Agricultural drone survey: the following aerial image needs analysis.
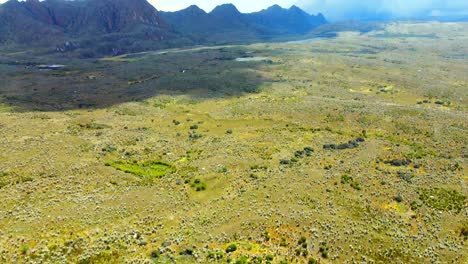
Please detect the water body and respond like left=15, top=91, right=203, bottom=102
left=235, top=57, right=269, bottom=62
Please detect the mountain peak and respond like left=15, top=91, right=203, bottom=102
left=210, top=3, right=241, bottom=15
left=184, top=5, right=206, bottom=13
left=289, top=5, right=306, bottom=13
left=267, top=4, right=283, bottom=11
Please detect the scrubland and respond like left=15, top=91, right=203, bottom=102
left=0, top=22, right=466, bottom=263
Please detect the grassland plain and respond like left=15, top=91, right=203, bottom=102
left=0, top=22, right=466, bottom=263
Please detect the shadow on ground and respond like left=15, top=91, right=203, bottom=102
left=0, top=47, right=271, bottom=111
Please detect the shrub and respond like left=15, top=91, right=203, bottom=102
left=20, top=245, right=29, bottom=255
left=295, top=150, right=304, bottom=158
left=105, top=160, right=174, bottom=179
left=350, top=181, right=362, bottom=191
left=179, top=249, right=194, bottom=256
left=207, top=251, right=224, bottom=260
left=226, top=244, right=237, bottom=253
left=394, top=194, right=403, bottom=203
left=410, top=201, right=420, bottom=211
left=279, top=238, right=288, bottom=247
left=236, top=256, right=249, bottom=264
left=341, top=174, right=352, bottom=184
left=319, top=243, right=329, bottom=259
left=419, top=188, right=466, bottom=213
left=150, top=250, right=161, bottom=258
left=102, top=145, right=117, bottom=153
left=298, top=236, right=307, bottom=245
left=189, top=132, right=203, bottom=139
left=461, top=225, right=468, bottom=239
left=397, top=171, right=414, bottom=183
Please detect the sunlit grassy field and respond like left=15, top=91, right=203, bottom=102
left=0, top=22, right=466, bottom=263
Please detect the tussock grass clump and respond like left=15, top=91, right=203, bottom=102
left=105, top=160, right=174, bottom=179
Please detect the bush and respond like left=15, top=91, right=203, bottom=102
left=190, top=179, right=207, bottom=191
left=350, top=181, right=362, bottom=191
left=394, top=194, right=403, bottom=203
left=298, top=236, right=307, bottom=245
left=179, top=249, right=194, bottom=256
left=150, top=250, right=161, bottom=258
left=236, top=256, right=249, bottom=264
left=207, top=251, right=224, bottom=260
left=319, top=243, right=329, bottom=258
left=341, top=174, right=352, bottom=184
left=461, top=225, right=468, bottom=239
left=279, top=238, right=288, bottom=247
left=226, top=244, right=237, bottom=253
left=189, top=131, right=203, bottom=139
left=419, top=188, right=466, bottom=213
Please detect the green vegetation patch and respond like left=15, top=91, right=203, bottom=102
left=419, top=188, right=466, bottom=213
left=78, top=122, right=111, bottom=130
left=105, top=160, right=174, bottom=179
left=189, top=179, right=207, bottom=191
left=341, top=174, right=362, bottom=190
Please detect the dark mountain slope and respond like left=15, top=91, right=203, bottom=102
left=73, top=0, right=166, bottom=35
left=248, top=5, right=327, bottom=34
left=161, top=4, right=328, bottom=44
left=0, top=1, right=328, bottom=57
left=0, top=0, right=66, bottom=45
left=0, top=0, right=169, bottom=40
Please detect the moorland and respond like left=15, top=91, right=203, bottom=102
left=0, top=14, right=467, bottom=264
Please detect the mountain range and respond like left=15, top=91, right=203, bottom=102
left=160, top=4, right=326, bottom=44
left=0, top=0, right=327, bottom=57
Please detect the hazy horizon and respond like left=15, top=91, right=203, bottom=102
left=1, top=0, right=467, bottom=21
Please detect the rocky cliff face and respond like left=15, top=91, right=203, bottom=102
left=76, top=0, right=165, bottom=34
left=0, top=0, right=167, bottom=43
left=161, top=4, right=328, bottom=42
left=0, top=1, right=328, bottom=57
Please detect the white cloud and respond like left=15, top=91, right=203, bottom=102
left=297, top=0, right=468, bottom=20
left=1, top=0, right=467, bottom=21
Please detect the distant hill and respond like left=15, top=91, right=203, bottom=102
left=0, top=0, right=327, bottom=57
left=161, top=4, right=327, bottom=44
left=248, top=5, right=327, bottom=34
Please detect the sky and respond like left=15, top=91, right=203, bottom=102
left=152, top=0, right=468, bottom=21
left=151, top=0, right=297, bottom=13
left=298, top=0, right=468, bottom=21
left=1, top=0, right=467, bottom=21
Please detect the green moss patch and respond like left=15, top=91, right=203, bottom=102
left=105, top=160, right=175, bottom=179
left=419, top=188, right=466, bottom=213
